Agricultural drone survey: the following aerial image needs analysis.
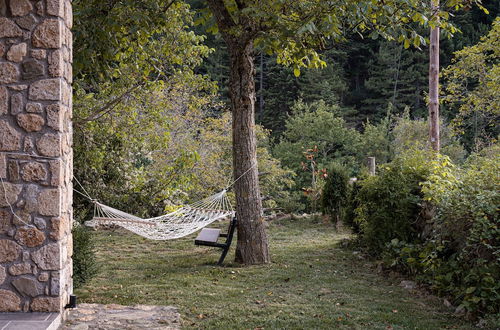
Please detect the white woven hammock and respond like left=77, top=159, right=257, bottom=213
left=85, top=189, right=235, bottom=240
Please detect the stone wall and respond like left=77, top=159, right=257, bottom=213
left=0, top=0, right=72, bottom=313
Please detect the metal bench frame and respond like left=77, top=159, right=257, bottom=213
left=194, top=217, right=238, bottom=265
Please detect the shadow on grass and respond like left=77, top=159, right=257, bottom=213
left=76, top=218, right=474, bottom=329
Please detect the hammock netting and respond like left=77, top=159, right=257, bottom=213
left=85, top=189, right=235, bottom=240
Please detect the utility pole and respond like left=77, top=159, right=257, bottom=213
left=429, top=0, right=440, bottom=152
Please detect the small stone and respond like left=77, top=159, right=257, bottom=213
left=0, top=17, right=23, bottom=38
left=8, top=160, right=19, bottom=181
left=9, top=263, right=32, bottom=276
left=15, top=14, right=38, bottom=30
left=46, top=104, right=62, bottom=130
left=48, top=49, right=62, bottom=77
left=50, top=272, right=60, bottom=295
left=34, top=217, right=46, bottom=230
left=25, top=102, right=42, bottom=113
left=50, top=216, right=68, bottom=240
left=0, top=289, right=21, bottom=311
left=22, top=162, right=47, bottom=181
left=29, top=78, right=61, bottom=100
left=37, top=188, right=60, bottom=216
left=10, top=93, right=23, bottom=114
left=0, top=209, right=11, bottom=234
left=35, top=1, right=44, bottom=16
left=31, top=297, right=60, bottom=312
left=0, top=181, right=22, bottom=207
left=6, top=43, right=27, bottom=62
left=12, top=276, right=44, bottom=297
left=48, top=160, right=61, bottom=186
left=15, top=226, right=46, bottom=247
left=0, top=154, right=5, bottom=179
left=9, top=0, right=33, bottom=16
left=0, top=42, right=5, bottom=57
left=36, top=134, right=61, bottom=157
left=0, top=265, right=5, bottom=284
left=8, top=84, right=27, bottom=91
left=46, top=0, right=63, bottom=17
left=23, top=136, right=36, bottom=154
left=21, top=59, right=44, bottom=80
left=31, top=49, right=46, bottom=59
left=25, top=185, right=41, bottom=212
left=32, top=243, right=61, bottom=270
left=64, top=1, right=72, bottom=29
left=0, top=86, right=7, bottom=115
left=400, top=280, right=417, bottom=290
left=0, top=239, right=22, bottom=263
left=23, top=251, right=30, bottom=262
left=0, top=120, right=21, bottom=151
left=0, top=62, right=20, bottom=84
left=17, top=113, right=45, bottom=132
left=13, top=209, right=31, bottom=226
left=38, top=272, right=49, bottom=282
left=32, top=19, right=61, bottom=49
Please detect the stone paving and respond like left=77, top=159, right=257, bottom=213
left=0, top=312, right=61, bottom=330
left=62, top=304, right=181, bottom=330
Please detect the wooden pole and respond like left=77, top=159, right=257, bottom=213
left=429, top=0, right=440, bottom=152
left=367, top=157, right=376, bottom=176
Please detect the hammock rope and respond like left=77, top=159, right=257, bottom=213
left=79, top=163, right=257, bottom=240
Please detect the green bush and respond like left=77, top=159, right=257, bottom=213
left=354, top=150, right=433, bottom=254
left=367, top=147, right=499, bottom=318
left=321, top=163, right=350, bottom=225
left=72, top=224, right=98, bottom=289
left=420, top=149, right=500, bottom=316
left=343, top=181, right=361, bottom=233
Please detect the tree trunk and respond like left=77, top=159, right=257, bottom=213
left=429, top=0, right=440, bottom=152
left=229, top=41, right=270, bottom=264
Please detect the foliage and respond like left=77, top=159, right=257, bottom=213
left=353, top=149, right=436, bottom=254
left=357, top=112, right=393, bottom=165
left=420, top=146, right=500, bottom=316
left=72, top=224, right=98, bottom=289
left=391, top=109, right=467, bottom=163
left=321, top=163, right=350, bottom=226
left=273, top=100, right=360, bottom=210
left=442, top=18, right=500, bottom=151
left=357, top=146, right=499, bottom=317
left=363, top=42, right=427, bottom=119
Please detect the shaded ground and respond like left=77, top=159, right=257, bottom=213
left=76, top=216, right=474, bottom=329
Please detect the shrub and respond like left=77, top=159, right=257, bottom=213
left=371, top=147, right=499, bottom=317
left=420, top=149, right=500, bottom=316
left=72, top=224, right=98, bottom=288
left=343, top=180, right=361, bottom=233
left=354, top=149, right=434, bottom=254
left=321, top=163, right=350, bottom=226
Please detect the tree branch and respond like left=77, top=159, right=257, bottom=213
left=75, top=82, right=145, bottom=125
left=206, top=0, right=237, bottom=32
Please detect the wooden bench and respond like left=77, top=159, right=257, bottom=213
left=195, top=217, right=237, bottom=265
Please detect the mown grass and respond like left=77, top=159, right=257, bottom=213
left=75, top=217, right=474, bottom=329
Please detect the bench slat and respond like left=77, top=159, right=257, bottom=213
left=195, top=228, right=220, bottom=243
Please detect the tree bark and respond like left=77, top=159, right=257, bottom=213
left=229, top=41, right=270, bottom=264
left=206, top=0, right=270, bottom=264
left=429, top=0, right=440, bottom=152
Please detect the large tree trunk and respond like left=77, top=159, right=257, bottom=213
left=229, top=41, right=270, bottom=264
left=429, top=0, right=440, bottom=152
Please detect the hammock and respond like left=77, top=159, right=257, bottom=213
left=84, top=189, right=235, bottom=240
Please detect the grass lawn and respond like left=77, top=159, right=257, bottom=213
left=75, top=216, right=474, bottom=329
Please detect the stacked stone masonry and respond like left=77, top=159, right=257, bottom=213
left=0, top=0, right=73, bottom=313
